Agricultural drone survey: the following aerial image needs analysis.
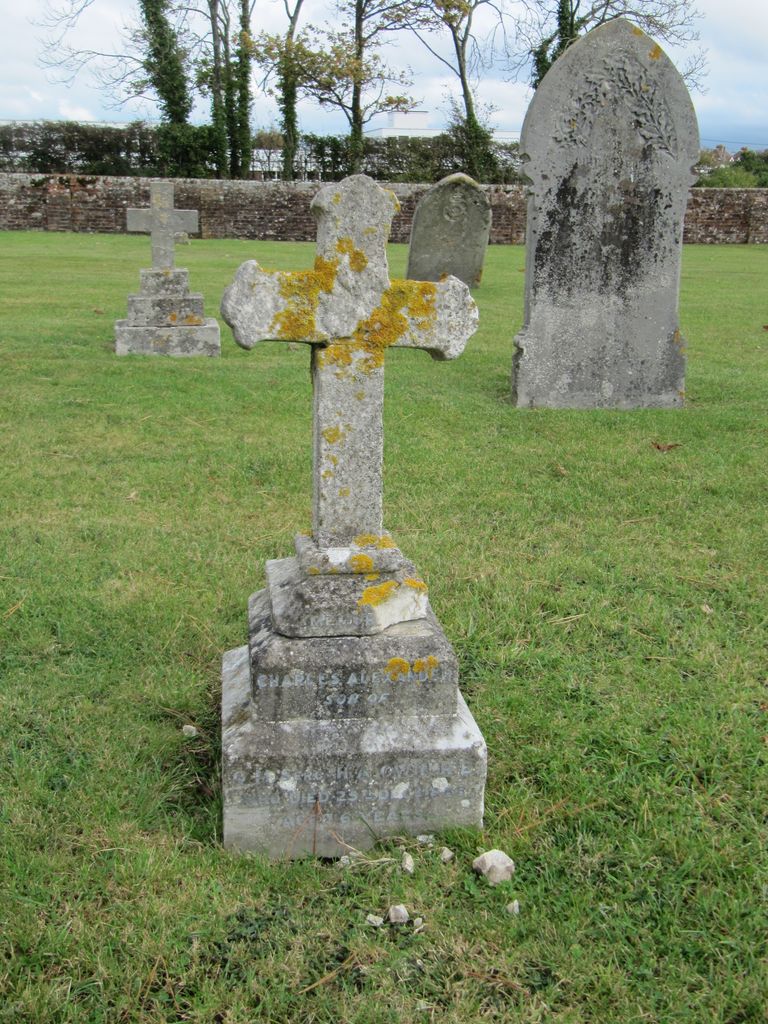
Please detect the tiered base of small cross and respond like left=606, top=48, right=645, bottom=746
left=221, top=536, right=486, bottom=859
left=115, top=269, right=220, bottom=357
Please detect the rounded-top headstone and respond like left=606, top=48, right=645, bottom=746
left=406, top=173, right=491, bottom=288
left=512, top=19, right=700, bottom=409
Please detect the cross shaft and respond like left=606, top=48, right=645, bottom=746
left=221, top=175, right=478, bottom=549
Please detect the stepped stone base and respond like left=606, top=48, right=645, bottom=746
left=222, top=592, right=486, bottom=859
left=115, top=318, right=221, bottom=356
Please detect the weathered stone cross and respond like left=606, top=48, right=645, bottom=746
left=126, top=181, right=199, bottom=270
left=221, top=174, right=478, bottom=557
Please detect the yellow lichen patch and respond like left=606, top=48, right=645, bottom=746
left=632, top=25, right=644, bottom=36
left=413, top=655, right=439, bottom=679
left=183, top=315, right=203, bottom=326
left=307, top=566, right=320, bottom=575
left=354, top=533, right=379, bottom=547
left=271, top=255, right=338, bottom=340
left=358, top=580, right=399, bottom=607
left=169, top=312, right=178, bottom=323
left=365, top=573, right=380, bottom=581
left=349, top=553, right=375, bottom=574
left=404, top=577, right=428, bottom=593
left=386, top=657, right=410, bottom=682
left=338, top=487, right=350, bottom=497
left=322, top=469, right=333, bottom=480
left=317, top=342, right=354, bottom=371
left=377, top=535, right=396, bottom=550
left=333, top=192, right=341, bottom=205
left=352, top=279, right=438, bottom=374
left=322, top=424, right=345, bottom=445
left=649, top=43, right=662, bottom=60
left=355, top=390, right=365, bottom=401
left=336, top=236, right=369, bottom=273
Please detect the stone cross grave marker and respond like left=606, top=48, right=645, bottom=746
left=407, top=173, right=492, bottom=289
left=115, top=181, right=220, bottom=356
left=126, top=180, right=198, bottom=270
left=511, top=20, right=700, bottom=408
left=219, top=173, right=487, bottom=858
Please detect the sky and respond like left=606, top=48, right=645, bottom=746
left=1, top=0, right=766, bottom=153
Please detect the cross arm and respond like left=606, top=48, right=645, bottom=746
left=378, top=276, right=478, bottom=361
left=126, top=209, right=153, bottom=233
left=221, top=259, right=336, bottom=348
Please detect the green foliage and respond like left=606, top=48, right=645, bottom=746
left=445, top=102, right=500, bottom=183
left=532, top=0, right=581, bottom=86
left=0, top=121, right=161, bottom=176
left=138, top=0, right=193, bottom=125
left=695, top=165, right=759, bottom=188
left=296, top=132, right=523, bottom=183
left=734, top=148, right=768, bottom=187
left=0, top=233, right=766, bottom=1021
left=155, top=123, right=220, bottom=177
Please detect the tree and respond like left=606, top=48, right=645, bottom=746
left=409, top=0, right=506, bottom=181
left=138, top=0, right=193, bottom=124
left=251, top=0, right=307, bottom=179
left=37, top=0, right=256, bottom=178
left=515, top=0, right=706, bottom=89
left=301, top=26, right=415, bottom=173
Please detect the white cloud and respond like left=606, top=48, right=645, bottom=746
left=58, top=100, right=96, bottom=121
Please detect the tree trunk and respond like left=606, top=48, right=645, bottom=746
left=348, top=0, right=365, bottom=173
left=208, top=0, right=229, bottom=177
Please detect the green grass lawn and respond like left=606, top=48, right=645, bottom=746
left=0, top=231, right=766, bottom=1023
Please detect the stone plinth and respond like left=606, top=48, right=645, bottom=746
left=222, top=591, right=486, bottom=859
left=115, top=269, right=220, bottom=356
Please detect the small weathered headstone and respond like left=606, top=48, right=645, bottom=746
left=220, top=174, right=486, bottom=859
left=511, top=20, right=700, bottom=408
left=407, top=173, right=491, bottom=288
left=115, top=181, right=220, bottom=356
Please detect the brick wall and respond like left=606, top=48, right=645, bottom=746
left=0, top=173, right=765, bottom=244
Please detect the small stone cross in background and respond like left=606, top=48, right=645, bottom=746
left=127, top=181, right=199, bottom=270
left=115, top=181, right=220, bottom=356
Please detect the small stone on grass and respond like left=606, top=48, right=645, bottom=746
left=388, top=904, right=410, bottom=924
left=401, top=852, right=415, bottom=874
left=473, top=849, right=515, bottom=886
left=366, top=914, right=384, bottom=927
left=181, top=724, right=198, bottom=738
left=506, top=899, right=521, bottom=915
left=440, top=847, right=454, bottom=863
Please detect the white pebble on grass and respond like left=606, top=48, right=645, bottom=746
left=440, top=847, right=454, bottom=863
left=506, top=900, right=521, bottom=916
left=401, top=852, right=415, bottom=875
left=366, top=914, right=384, bottom=927
left=387, top=904, right=410, bottom=924
left=181, top=724, right=198, bottom=738
left=472, top=849, right=516, bottom=886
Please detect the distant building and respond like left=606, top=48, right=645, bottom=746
left=367, top=110, right=520, bottom=143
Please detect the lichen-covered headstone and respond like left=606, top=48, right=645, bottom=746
left=219, top=174, right=486, bottom=859
left=406, top=173, right=491, bottom=288
left=115, top=182, right=220, bottom=356
left=512, top=20, right=699, bottom=408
